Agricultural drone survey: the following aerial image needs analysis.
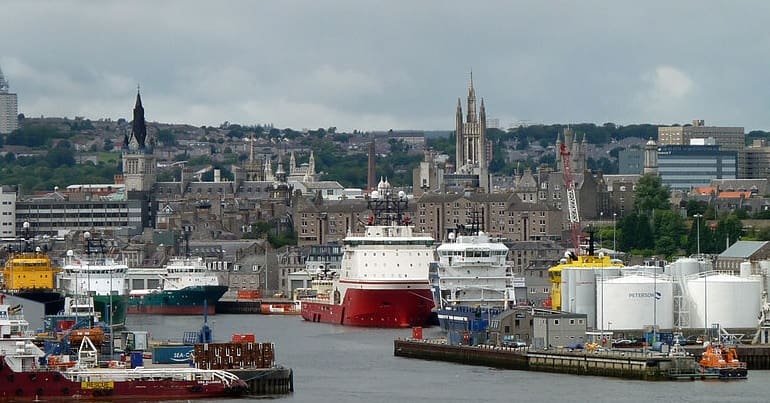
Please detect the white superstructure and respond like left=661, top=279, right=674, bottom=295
left=435, top=230, right=513, bottom=308
left=58, top=233, right=129, bottom=298
left=156, top=256, right=221, bottom=292
left=337, top=187, right=434, bottom=297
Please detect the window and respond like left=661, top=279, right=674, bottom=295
left=554, top=319, right=560, bottom=325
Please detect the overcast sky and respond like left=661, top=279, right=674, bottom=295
left=2, top=1, right=769, bottom=132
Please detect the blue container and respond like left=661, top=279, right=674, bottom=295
left=130, top=351, right=144, bottom=368
left=152, top=345, right=195, bottom=364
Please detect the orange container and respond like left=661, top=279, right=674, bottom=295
left=232, top=333, right=256, bottom=343
left=237, top=290, right=263, bottom=299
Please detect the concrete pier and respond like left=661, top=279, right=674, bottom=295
left=394, top=339, right=709, bottom=381
left=228, top=366, right=294, bottom=396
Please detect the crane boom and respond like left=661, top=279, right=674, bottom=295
left=560, top=140, right=581, bottom=253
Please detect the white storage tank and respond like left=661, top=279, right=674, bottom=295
left=686, top=273, right=761, bottom=329
left=669, top=257, right=701, bottom=278
left=597, top=274, right=674, bottom=331
left=560, top=268, right=597, bottom=325
left=740, top=261, right=753, bottom=278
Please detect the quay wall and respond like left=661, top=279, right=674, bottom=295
left=228, top=367, right=294, bottom=396
left=394, top=339, right=527, bottom=370
left=394, top=340, right=692, bottom=381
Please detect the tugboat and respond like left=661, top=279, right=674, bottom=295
left=698, top=342, right=748, bottom=379
left=0, top=298, right=248, bottom=400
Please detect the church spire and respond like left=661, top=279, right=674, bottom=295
left=125, top=86, right=147, bottom=149
left=466, top=71, right=477, bottom=123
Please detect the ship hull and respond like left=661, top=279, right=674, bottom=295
left=436, top=305, right=504, bottom=345
left=127, top=285, right=228, bottom=315
left=93, top=294, right=129, bottom=326
left=0, top=365, right=246, bottom=401
left=301, top=287, right=434, bottom=328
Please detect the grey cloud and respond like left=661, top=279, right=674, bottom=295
left=2, top=0, right=770, bottom=131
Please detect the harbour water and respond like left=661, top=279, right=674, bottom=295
left=126, top=314, right=770, bottom=403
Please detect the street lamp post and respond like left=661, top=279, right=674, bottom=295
left=694, top=213, right=706, bottom=338
left=599, top=212, right=604, bottom=250
left=612, top=213, right=617, bottom=258
left=652, top=256, right=657, bottom=346
left=694, top=214, right=702, bottom=257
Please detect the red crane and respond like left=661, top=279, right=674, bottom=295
left=560, top=140, right=581, bottom=254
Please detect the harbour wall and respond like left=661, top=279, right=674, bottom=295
left=229, top=367, right=294, bottom=396
left=217, top=298, right=295, bottom=314
left=394, top=339, right=702, bottom=381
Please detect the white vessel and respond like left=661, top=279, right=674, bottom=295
left=435, top=225, right=514, bottom=309
left=434, top=217, right=515, bottom=341
left=58, top=232, right=129, bottom=326
left=128, top=256, right=228, bottom=315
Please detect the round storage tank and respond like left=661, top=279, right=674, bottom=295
left=740, top=261, right=753, bottom=278
left=669, top=258, right=700, bottom=278
left=597, top=274, right=673, bottom=331
left=686, top=274, right=761, bottom=329
left=560, top=268, right=597, bottom=326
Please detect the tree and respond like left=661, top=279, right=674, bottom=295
left=618, top=212, right=655, bottom=252
left=156, top=130, right=176, bottom=146
left=633, top=174, right=671, bottom=214
left=652, top=210, right=685, bottom=257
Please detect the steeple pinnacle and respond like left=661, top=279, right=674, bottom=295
left=124, top=87, right=148, bottom=149
left=466, top=70, right=477, bottom=123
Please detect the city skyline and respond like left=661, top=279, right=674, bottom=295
left=1, top=1, right=769, bottom=132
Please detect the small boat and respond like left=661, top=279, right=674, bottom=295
left=698, top=342, right=748, bottom=379
left=260, top=302, right=301, bottom=315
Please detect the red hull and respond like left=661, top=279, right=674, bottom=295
left=301, top=287, right=434, bottom=328
left=127, top=305, right=217, bottom=315
left=0, top=368, right=246, bottom=401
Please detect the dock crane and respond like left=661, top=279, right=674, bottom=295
left=559, top=136, right=581, bottom=254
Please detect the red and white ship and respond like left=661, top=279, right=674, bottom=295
left=301, top=180, right=436, bottom=328
left=0, top=300, right=247, bottom=400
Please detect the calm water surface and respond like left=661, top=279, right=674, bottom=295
left=126, top=314, right=770, bottom=403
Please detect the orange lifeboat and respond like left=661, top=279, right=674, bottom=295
left=68, top=327, right=105, bottom=346
left=698, top=342, right=748, bottom=379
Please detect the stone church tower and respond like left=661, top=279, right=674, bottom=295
left=454, top=74, right=489, bottom=192
left=122, top=89, right=156, bottom=192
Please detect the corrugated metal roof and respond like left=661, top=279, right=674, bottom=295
left=719, top=240, right=769, bottom=258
